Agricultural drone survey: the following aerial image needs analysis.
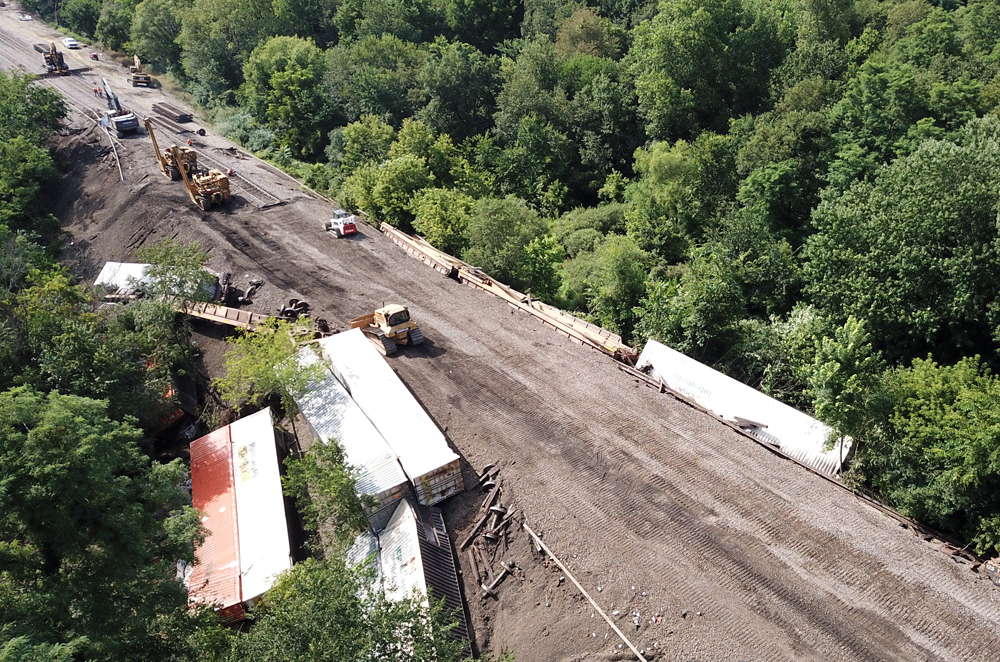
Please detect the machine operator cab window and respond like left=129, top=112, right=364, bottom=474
left=385, top=309, right=410, bottom=326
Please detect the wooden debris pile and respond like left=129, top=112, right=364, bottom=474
left=460, top=464, right=520, bottom=600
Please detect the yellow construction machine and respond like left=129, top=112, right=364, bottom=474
left=145, top=118, right=197, bottom=181
left=349, top=304, right=424, bottom=355
left=42, top=43, right=69, bottom=75
left=173, top=146, right=230, bottom=211
left=129, top=55, right=152, bottom=87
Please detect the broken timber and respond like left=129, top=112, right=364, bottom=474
left=523, top=522, right=650, bottom=662
left=380, top=223, right=639, bottom=364
left=178, top=301, right=270, bottom=330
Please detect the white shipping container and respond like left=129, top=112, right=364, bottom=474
left=637, top=339, right=850, bottom=475
left=318, top=329, right=464, bottom=505
left=295, top=348, right=411, bottom=530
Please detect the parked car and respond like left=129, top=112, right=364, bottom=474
left=62, top=37, right=80, bottom=49
left=323, top=210, right=358, bottom=237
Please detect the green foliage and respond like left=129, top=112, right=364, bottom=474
left=0, top=136, right=61, bottom=241
left=415, top=38, right=500, bottom=141
left=463, top=196, right=562, bottom=297
left=586, top=234, right=649, bottom=342
left=624, top=132, right=737, bottom=260
left=130, top=0, right=185, bottom=73
left=241, top=36, right=337, bottom=157
left=61, top=0, right=102, bottom=36
left=213, top=317, right=323, bottom=416
left=863, top=356, right=1000, bottom=555
left=805, top=116, right=1000, bottom=363
left=341, top=114, right=396, bottom=170
left=134, top=237, right=216, bottom=302
left=283, top=440, right=368, bottom=549
left=411, top=186, right=473, bottom=254
left=809, top=316, right=886, bottom=451
left=0, top=387, right=208, bottom=660
left=96, top=0, right=140, bottom=52
left=0, top=71, right=67, bottom=145
left=234, top=557, right=468, bottom=661
left=324, top=34, right=428, bottom=125
left=629, top=0, right=793, bottom=140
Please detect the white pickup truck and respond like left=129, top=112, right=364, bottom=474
left=323, top=210, right=358, bottom=237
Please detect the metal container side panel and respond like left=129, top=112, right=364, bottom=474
left=378, top=500, right=429, bottom=605
left=412, top=459, right=465, bottom=506
left=294, top=349, right=409, bottom=496
left=228, top=408, right=292, bottom=601
left=637, top=339, right=849, bottom=476
left=318, top=330, right=461, bottom=481
left=188, top=426, right=241, bottom=612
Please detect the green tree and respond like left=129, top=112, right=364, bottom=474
left=866, top=356, right=1000, bottom=556
left=340, top=114, right=396, bottom=171
left=134, top=237, right=216, bottom=302
left=324, top=35, right=428, bottom=125
left=410, top=187, right=473, bottom=255
left=130, top=0, right=186, bottom=73
left=0, top=71, right=66, bottom=144
left=61, top=0, right=102, bottom=36
left=804, top=116, right=1000, bottom=364
left=586, top=234, right=650, bottom=342
left=96, top=0, right=141, bottom=51
left=629, top=0, right=792, bottom=140
left=283, top=440, right=368, bottom=549
left=241, top=36, right=337, bottom=157
left=367, top=154, right=434, bottom=228
left=0, top=387, right=208, bottom=661
left=444, top=0, right=521, bottom=51
left=234, top=557, right=467, bottom=661
left=415, top=38, right=499, bottom=141
left=213, top=317, right=323, bottom=418
left=809, top=316, right=886, bottom=460
left=0, top=136, right=61, bottom=241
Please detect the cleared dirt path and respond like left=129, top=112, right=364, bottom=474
left=3, top=9, right=999, bottom=660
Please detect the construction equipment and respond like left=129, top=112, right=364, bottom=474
left=129, top=55, right=152, bottom=87
left=40, top=42, right=69, bottom=75
left=349, top=304, right=424, bottom=355
left=174, top=146, right=230, bottom=211
left=100, top=78, right=139, bottom=138
left=144, top=117, right=196, bottom=181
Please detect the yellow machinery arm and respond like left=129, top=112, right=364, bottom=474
left=172, top=146, right=199, bottom=204
left=144, top=118, right=169, bottom=178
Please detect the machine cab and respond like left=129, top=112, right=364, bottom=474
left=375, top=304, right=411, bottom=330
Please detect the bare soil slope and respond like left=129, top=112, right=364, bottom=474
left=3, top=11, right=998, bottom=658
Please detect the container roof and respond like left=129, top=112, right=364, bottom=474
left=94, top=261, right=151, bottom=290
left=318, top=330, right=459, bottom=481
left=294, top=348, right=408, bottom=497
left=229, top=408, right=292, bottom=600
left=188, top=408, right=291, bottom=610
left=188, top=426, right=241, bottom=610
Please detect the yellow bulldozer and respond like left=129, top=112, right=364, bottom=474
left=173, top=146, right=230, bottom=211
left=129, top=55, right=152, bottom=87
left=349, top=304, right=424, bottom=355
left=145, top=118, right=197, bottom=181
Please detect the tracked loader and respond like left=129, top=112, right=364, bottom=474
left=145, top=118, right=196, bottom=180
left=349, top=304, right=424, bottom=355
left=174, top=146, right=230, bottom=211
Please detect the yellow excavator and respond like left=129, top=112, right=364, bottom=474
left=144, top=118, right=197, bottom=181
left=129, top=55, right=152, bottom=87
left=349, top=304, right=424, bottom=355
left=174, top=145, right=230, bottom=211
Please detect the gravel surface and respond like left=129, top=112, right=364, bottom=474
left=4, top=9, right=1000, bottom=660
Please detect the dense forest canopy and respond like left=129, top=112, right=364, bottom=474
left=7, top=0, right=1000, bottom=657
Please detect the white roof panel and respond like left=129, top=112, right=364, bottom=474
left=228, top=408, right=292, bottom=599
left=294, top=348, right=408, bottom=496
left=637, top=339, right=850, bottom=475
left=378, top=500, right=427, bottom=604
left=94, top=261, right=151, bottom=289
left=318, top=330, right=460, bottom=481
